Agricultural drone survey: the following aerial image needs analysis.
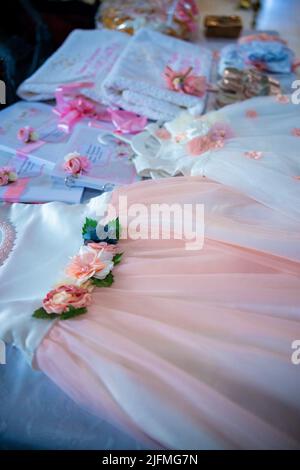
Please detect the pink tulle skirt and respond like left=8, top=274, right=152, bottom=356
left=36, top=177, right=300, bottom=449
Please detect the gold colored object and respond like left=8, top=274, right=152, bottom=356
left=96, top=0, right=196, bottom=40
left=204, top=15, right=243, bottom=39
left=216, top=67, right=281, bottom=108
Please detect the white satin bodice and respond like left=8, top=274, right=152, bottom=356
left=0, top=193, right=109, bottom=365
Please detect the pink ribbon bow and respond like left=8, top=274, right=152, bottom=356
left=53, top=82, right=111, bottom=133
left=163, top=66, right=208, bottom=97
left=53, top=82, right=147, bottom=134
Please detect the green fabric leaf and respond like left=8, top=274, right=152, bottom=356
left=60, top=306, right=88, bottom=320
left=33, top=306, right=87, bottom=320
left=113, top=252, right=123, bottom=265
left=82, top=217, right=97, bottom=237
left=91, top=272, right=114, bottom=287
left=32, top=307, right=55, bottom=320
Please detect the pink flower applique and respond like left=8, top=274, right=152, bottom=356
left=164, top=66, right=207, bottom=97
left=291, top=128, right=300, bottom=137
left=244, top=150, right=263, bottom=160
left=43, top=285, right=92, bottom=315
left=276, top=94, right=290, bottom=104
left=186, top=135, right=213, bottom=156
left=0, top=166, right=18, bottom=186
left=209, top=122, right=234, bottom=141
left=175, top=0, right=198, bottom=32
left=65, top=245, right=114, bottom=284
left=17, top=126, right=39, bottom=143
left=293, top=176, right=300, bottom=181
left=155, top=128, right=171, bottom=140
left=246, top=110, right=258, bottom=119
left=63, top=152, right=91, bottom=176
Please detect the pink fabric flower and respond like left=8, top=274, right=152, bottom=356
left=292, top=128, right=300, bottom=137
left=0, top=172, right=9, bottom=186
left=209, top=122, right=234, bottom=141
left=0, top=166, right=17, bottom=186
left=164, top=66, right=207, bottom=97
left=183, top=75, right=207, bottom=97
left=155, top=128, right=171, bottom=140
left=244, top=150, right=263, bottom=160
left=276, top=94, right=290, bottom=104
left=63, top=152, right=91, bottom=176
left=17, top=126, right=38, bottom=143
left=43, top=285, right=91, bottom=314
left=246, top=110, right=258, bottom=118
left=66, top=246, right=114, bottom=283
left=186, top=135, right=212, bottom=156
left=66, top=251, right=105, bottom=283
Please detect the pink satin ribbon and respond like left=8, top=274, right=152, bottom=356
left=3, top=177, right=30, bottom=202
left=53, top=82, right=147, bottom=134
left=53, top=82, right=111, bottom=133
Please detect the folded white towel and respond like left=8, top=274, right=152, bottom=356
left=101, top=28, right=213, bottom=121
left=17, top=29, right=129, bottom=102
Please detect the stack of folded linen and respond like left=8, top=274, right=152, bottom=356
left=101, top=28, right=213, bottom=121
left=17, top=29, right=130, bottom=103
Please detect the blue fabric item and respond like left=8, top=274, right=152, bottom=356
left=0, top=345, right=147, bottom=450
left=219, top=41, right=295, bottom=75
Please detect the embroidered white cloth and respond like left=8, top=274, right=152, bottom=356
left=17, top=29, right=129, bottom=103
left=101, top=28, right=213, bottom=121
left=0, top=193, right=110, bottom=365
left=130, top=95, right=300, bottom=221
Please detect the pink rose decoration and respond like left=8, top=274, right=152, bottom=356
left=164, top=66, right=207, bottom=97
left=0, top=166, right=18, bottom=186
left=43, top=285, right=91, bottom=314
left=63, top=152, right=91, bottom=176
left=246, top=110, right=258, bottom=118
left=66, top=251, right=105, bottom=283
left=183, top=75, right=207, bottom=97
left=0, top=172, right=9, bottom=187
left=17, top=126, right=38, bottom=143
left=66, top=245, right=114, bottom=283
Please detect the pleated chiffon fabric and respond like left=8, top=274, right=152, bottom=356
left=36, top=177, right=300, bottom=449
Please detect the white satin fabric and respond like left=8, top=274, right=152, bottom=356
left=0, top=193, right=110, bottom=364
left=131, top=95, right=300, bottom=221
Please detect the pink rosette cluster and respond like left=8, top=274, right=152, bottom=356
left=0, top=166, right=18, bottom=186
left=186, top=122, right=233, bottom=156
left=43, top=285, right=92, bottom=314
left=164, top=66, right=207, bottom=98
left=63, top=152, right=91, bottom=176
left=17, top=126, right=39, bottom=143
left=66, top=243, right=115, bottom=284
